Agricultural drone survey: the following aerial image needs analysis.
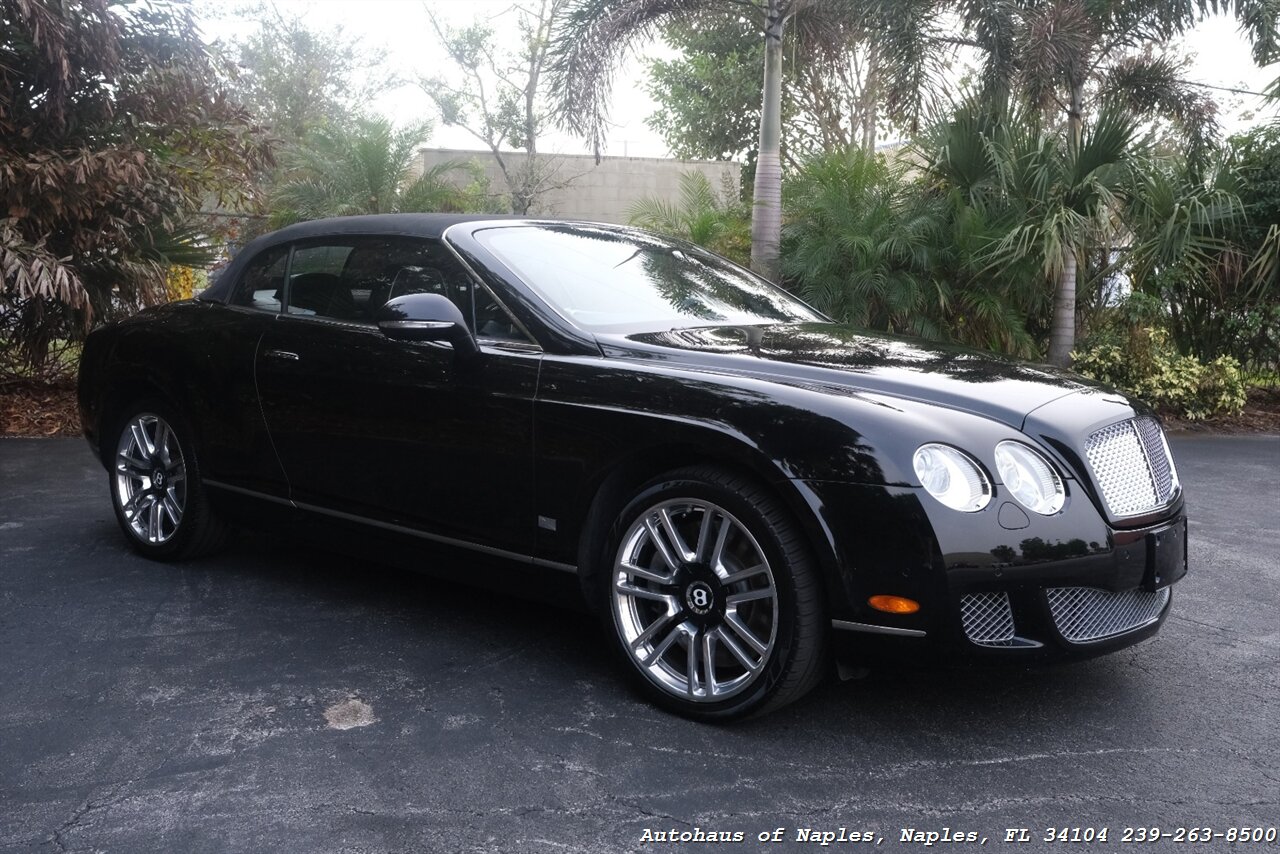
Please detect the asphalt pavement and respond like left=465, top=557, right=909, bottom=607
left=1, top=435, right=1277, bottom=853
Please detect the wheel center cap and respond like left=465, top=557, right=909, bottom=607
left=152, top=469, right=165, bottom=489
left=685, top=581, right=715, bottom=616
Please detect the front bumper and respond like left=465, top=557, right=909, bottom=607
left=802, top=480, right=1187, bottom=666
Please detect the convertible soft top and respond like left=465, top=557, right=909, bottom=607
left=200, top=213, right=527, bottom=303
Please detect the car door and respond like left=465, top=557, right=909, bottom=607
left=198, top=243, right=293, bottom=498
left=254, top=235, right=541, bottom=557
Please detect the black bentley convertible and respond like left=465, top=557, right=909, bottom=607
left=78, top=214, right=1187, bottom=719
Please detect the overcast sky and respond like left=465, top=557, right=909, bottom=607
left=201, top=0, right=1280, bottom=159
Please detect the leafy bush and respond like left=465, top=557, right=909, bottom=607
left=164, top=267, right=209, bottom=301
left=269, top=118, right=493, bottom=228
left=780, top=148, right=939, bottom=334
left=1, top=0, right=271, bottom=380
left=780, top=145, right=1047, bottom=357
left=628, top=172, right=751, bottom=267
left=1073, top=327, right=1247, bottom=420
left=1124, top=129, right=1280, bottom=379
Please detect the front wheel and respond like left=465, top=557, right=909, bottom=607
left=602, top=467, right=827, bottom=720
left=108, top=403, right=227, bottom=560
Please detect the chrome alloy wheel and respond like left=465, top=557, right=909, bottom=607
left=611, top=499, right=779, bottom=703
left=114, top=414, right=187, bottom=545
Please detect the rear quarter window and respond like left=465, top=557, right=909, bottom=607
left=230, top=245, right=290, bottom=312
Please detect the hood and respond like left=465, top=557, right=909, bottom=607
left=596, top=323, right=1102, bottom=429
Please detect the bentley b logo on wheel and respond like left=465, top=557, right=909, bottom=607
left=686, top=583, right=713, bottom=614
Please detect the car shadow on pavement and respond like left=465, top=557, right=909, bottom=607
left=144, top=522, right=1164, bottom=742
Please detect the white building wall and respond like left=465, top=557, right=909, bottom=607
left=416, top=148, right=741, bottom=224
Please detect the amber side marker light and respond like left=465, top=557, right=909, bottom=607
left=868, top=595, right=920, bottom=614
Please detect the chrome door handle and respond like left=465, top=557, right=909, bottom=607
left=264, top=349, right=300, bottom=361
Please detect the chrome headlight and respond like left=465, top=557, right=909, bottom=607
left=912, top=444, right=991, bottom=512
left=994, top=441, right=1065, bottom=515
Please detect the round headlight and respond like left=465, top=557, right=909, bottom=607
left=994, top=441, right=1065, bottom=515
left=912, top=444, right=991, bottom=512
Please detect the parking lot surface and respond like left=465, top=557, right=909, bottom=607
left=1, top=435, right=1277, bottom=853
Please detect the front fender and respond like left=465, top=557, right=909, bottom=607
left=532, top=355, right=932, bottom=612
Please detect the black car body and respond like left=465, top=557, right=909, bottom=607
left=78, top=214, right=1187, bottom=719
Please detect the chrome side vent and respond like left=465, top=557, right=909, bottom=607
left=1085, top=417, right=1179, bottom=517
left=1047, top=586, right=1171, bottom=643
left=960, top=592, right=1016, bottom=647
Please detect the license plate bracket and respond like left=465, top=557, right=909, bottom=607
left=1143, top=517, right=1187, bottom=591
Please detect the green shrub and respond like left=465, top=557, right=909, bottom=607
left=1073, top=327, right=1247, bottom=420
left=628, top=172, right=751, bottom=267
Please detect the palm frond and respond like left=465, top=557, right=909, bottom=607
left=955, top=0, right=1020, bottom=102
left=267, top=117, right=483, bottom=221
left=1126, top=156, right=1245, bottom=286
left=628, top=171, right=750, bottom=264
left=1071, top=101, right=1139, bottom=186
left=547, top=0, right=695, bottom=157
left=1016, top=0, right=1095, bottom=111
left=1205, top=0, right=1280, bottom=64
left=871, top=0, right=950, bottom=133
left=1101, top=55, right=1219, bottom=163
left=136, top=222, right=217, bottom=269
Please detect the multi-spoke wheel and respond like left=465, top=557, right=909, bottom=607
left=108, top=403, right=226, bottom=559
left=604, top=467, right=826, bottom=720
left=115, top=414, right=187, bottom=545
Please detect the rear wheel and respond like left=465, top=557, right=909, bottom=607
left=602, top=467, right=826, bottom=720
left=109, top=403, right=227, bottom=560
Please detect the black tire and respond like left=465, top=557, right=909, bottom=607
left=598, top=466, right=827, bottom=721
left=106, top=400, right=228, bottom=560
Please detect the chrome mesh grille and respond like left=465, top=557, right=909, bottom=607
left=1134, top=417, right=1175, bottom=500
left=1085, top=417, right=1178, bottom=517
left=960, top=592, right=1016, bottom=646
left=1046, top=586, right=1171, bottom=643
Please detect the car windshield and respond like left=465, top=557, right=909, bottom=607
left=473, top=224, right=825, bottom=332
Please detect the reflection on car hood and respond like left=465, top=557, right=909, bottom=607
left=598, top=323, right=1102, bottom=428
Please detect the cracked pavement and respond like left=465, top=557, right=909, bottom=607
left=1, top=435, right=1277, bottom=853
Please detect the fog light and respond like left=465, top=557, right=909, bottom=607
left=869, top=595, right=920, bottom=614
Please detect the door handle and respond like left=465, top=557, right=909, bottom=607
left=264, top=349, right=300, bottom=361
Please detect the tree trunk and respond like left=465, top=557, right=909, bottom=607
left=1048, top=247, right=1077, bottom=367
left=1047, top=79, right=1086, bottom=366
left=1067, top=80, right=1084, bottom=149
left=750, top=3, right=786, bottom=281
left=861, top=42, right=878, bottom=153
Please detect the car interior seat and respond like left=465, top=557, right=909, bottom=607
left=287, top=273, right=358, bottom=320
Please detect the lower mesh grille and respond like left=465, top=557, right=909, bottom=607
left=1046, top=586, right=1171, bottom=643
left=960, top=592, right=1016, bottom=646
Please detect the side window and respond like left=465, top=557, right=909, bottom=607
left=230, top=245, right=290, bottom=312
left=282, top=237, right=465, bottom=326
left=271, top=235, right=533, bottom=344
left=285, top=243, right=358, bottom=320
left=472, top=284, right=528, bottom=342
left=354, top=237, right=468, bottom=320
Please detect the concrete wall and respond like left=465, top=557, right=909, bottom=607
left=416, top=148, right=741, bottom=224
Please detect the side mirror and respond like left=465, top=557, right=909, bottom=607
left=376, top=293, right=479, bottom=360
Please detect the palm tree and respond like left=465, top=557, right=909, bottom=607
left=548, top=0, right=945, bottom=281
left=926, top=0, right=1280, bottom=364
left=920, top=97, right=1246, bottom=364
left=921, top=99, right=1146, bottom=364
left=269, top=117, right=489, bottom=226
left=781, top=144, right=1048, bottom=356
